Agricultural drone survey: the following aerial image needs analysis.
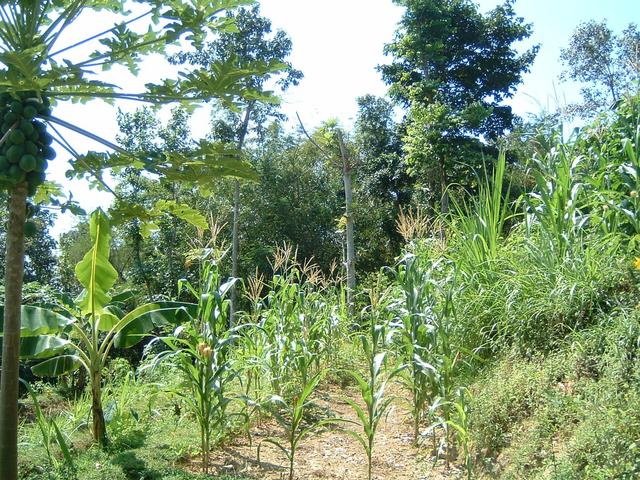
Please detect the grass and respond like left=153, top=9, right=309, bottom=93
left=451, top=227, right=627, bottom=357
left=469, top=300, right=640, bottom=479
left=18, top=377, right=251, bottom=480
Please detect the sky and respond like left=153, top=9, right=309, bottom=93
left=42, top=0, right=640, bottom=238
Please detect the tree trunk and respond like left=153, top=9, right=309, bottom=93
left=230, top=103, right=254, bottom=326
left=133, top=221, right=153, bottom=301
left=439, top=155, right=449, bottom=215
left=438, top=155, right=449, bottom=241
left=75, top=367, right=87, bottom=397
left=338, top=133, right=356, bottom=317
left=91, top=369, right=108, bottom=446
left=0, top=184, right=28, bottom=480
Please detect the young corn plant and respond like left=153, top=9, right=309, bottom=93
left=258, top=249, right=333, bottom=397
left=444, top=387, right=473, bottom=480
left=426, top=275, right=478, bottom=469
left=260, top=272, right=308, bottom=395
left=150, top=261, right=240, bottom=474
left=427, top=325, right=463, bottom=467
left=393, top=253, right=440, bottom=445
left=258, top=371, right=336, bottom=480
left=343, top=277, right=404, bottom=480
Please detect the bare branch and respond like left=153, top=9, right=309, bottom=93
left=295, top=112, right=331, bottom=159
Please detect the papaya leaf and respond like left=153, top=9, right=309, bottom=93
left=152, top=199, right=208, bottom=229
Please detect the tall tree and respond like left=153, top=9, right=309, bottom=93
left=115, top=106, right=202, bottom=299
left=560, top=20, right=640, bottom=117
left=353, top=95, right=409, bottom=269
left=379, top=0, right=537, bottom=210
left=0, top=2, right=268, bottom=476
left=241, top=122, right=342, bottom=274
left=355, top=95, right=410, bottom=206
left=297, top=118, right=358, bottom=312
left=175, top=4, right=302, bottom=322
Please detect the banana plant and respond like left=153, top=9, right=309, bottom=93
left=9, top=209, right=193, bottom=446
left=0, top=2, right=276, bottom=476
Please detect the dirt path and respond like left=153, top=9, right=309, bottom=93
left=199, top=385, right=462, bottom=480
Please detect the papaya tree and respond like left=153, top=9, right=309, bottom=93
left=0, top=1, right=271, bottom=477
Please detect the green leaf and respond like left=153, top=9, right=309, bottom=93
left=341, top=428, right=369, bottom=453
left=97, top=311, right=120, bottom=332
left=110, top=289, right=138, bottom=303
left=0, top=305, right=74, bottom=337
left=75, top=208, right=118, bottom=316
left=113, top=302, right=195, bottom=348
left=33, top=181, right=64, bottom=205
left=152, top=199, right=208, bottom=229
left=18, top=335, right=70, bottom=359
left=0, top=45, right=47, bottom=82
left=31, top=355, right=82, bottom=377
left=51, top=421, right=74, bottom=467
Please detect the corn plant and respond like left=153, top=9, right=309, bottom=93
left=343, top=278, right=404, bottom=480
left=423, top=274, right=478, bottom=468
left=393, top=253, right=440, bottom=444
left=149, top=261, right=240, bottom=474
left=256, top=256, right=336, bottom=397
left=593, top=126, right=640, bottom=241
left=258, top=371, right=336, bottom=480
left=393, top=251, right=475, bottom=466
left=525, top=146, right=586, bottom=266
left=444, top=387, right=473, bottom=479
left=260, top=273, right=308, bottom=394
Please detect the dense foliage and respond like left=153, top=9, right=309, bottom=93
left=1, top=2, right=639, bottom=479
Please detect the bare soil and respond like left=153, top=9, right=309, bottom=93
left=193, top=385, right=464, bottom=480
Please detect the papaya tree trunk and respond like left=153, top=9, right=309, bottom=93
left=229, top=103, right=254, bottom=326
left=0, top=183, right=28, bottom=480
left=91, top=369, right=107, bottom=446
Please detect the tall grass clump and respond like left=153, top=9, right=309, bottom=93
left=445, top=117, right=631, bottom=356
left=449, top=152, right=512, bottom=279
